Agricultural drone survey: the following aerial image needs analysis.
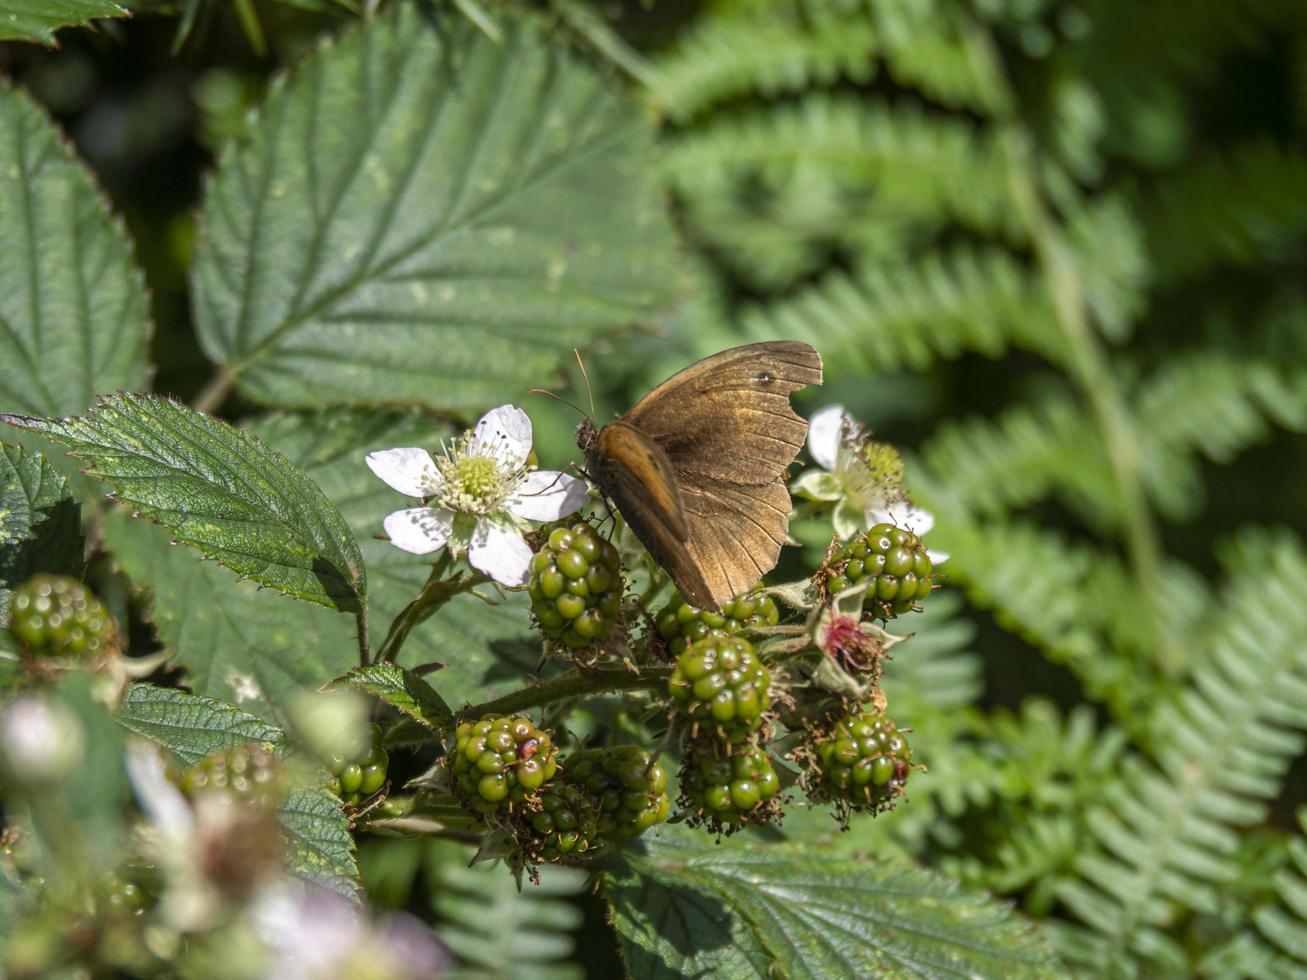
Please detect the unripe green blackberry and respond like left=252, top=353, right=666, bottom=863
left=655, top=590, right=780, bottom=658
left=825, top=523, right=935, bottom=619
left=450, top=715, right=559, bottom=816
left=524, top=782, right=602, bottom=862
left=681, top=745, right=781, bottom=830
left=565, top=746, right=671, bottom=841
left=668, top=635, right=771, bottom=742
left=8, top=574, right=116, bottom=658
left=529, top=523, right=624, bottom=649
left=180, top=744, right=283, bottom=808
left=325, top=724, right=389, bottom=806
left=812, top=709, right=911, bottom=814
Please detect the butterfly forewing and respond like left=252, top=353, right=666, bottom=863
left=623, top=341, right=823, bottom=486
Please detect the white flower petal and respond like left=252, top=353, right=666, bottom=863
left=469, top=404, right=533, bottom=469
left=791, top=468, right=844, bottom=502
left=807, top=404, right=847, bottom=471
left=468, top=519, right=534, bottom=586
left=382, top=507, right=454, bottom=555
left=833, top=498, right=864, bottom=539
left=866, top=503, right=934, bottom=536
left=927, top=549, right=950, bottom=565
left=126, top=742, right=194, bottom=843
left=365, top=448, right=441, bottom=498
left=506, top=471, right=589, bottom=522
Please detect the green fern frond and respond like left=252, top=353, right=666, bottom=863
left=1065, top=193, right=1149, bottom=341
left=920, top=392, right=1115, bottom=526
left=872, top=0, right=1008, bottom=114
left=740, top=246, right=1067, bottom=375
left=1246, top=808, right=1307, bottom=972
left=426, top=841, right=587, bottom=978
left=881, top=590, right=984, bottom=713
left=1049, top=529, right=1307, bottom=976
left=662, top=97, right=1022, bottom=244
left=1139, top=142, right=1307, bottom=283
left=1136, top=353, right=1307, bottom=519
left=654, top=1, right=879, bottom=122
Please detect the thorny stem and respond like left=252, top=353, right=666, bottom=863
left=462, top=665, right=675, bottom=719
left=374, top=553, right=472, bottom=664
left=969, top=24, right=1181, bottom=676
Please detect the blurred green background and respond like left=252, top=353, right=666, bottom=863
left=5, top=1, right=1307, bottom=975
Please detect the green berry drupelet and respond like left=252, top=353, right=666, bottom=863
left=524, top=782, right=602, bottom=862
left=655, top=590, right=780, bottom=658
left=529, top=523, right=624, bottom=649
left=450, top=715, right=559, bottom=816
left=681, top=745, right=781, bottom=831
left=180, top=744, right=283, bottom=808
left=565, top=746, right=671, bottom=841
left=8, top=573, right=116, bottom=658
left=326, top=724, right=389, bottom=805
left=811, top=709, right=912, bottom=815
left=668, top=635, right=771, bottom=742
left=826, top=523, right=935, bottom=619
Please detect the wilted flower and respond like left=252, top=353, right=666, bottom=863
left=0, top=693, right=84, bottom=784
left=367, top=404, right=588, bottom=586
left=252, top=882, right=447, bottom=980
left=812, top=583, right=903, bottom=679
left=795, top=404, right=948, bottom=562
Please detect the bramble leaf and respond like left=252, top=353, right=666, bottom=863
left=0, top=443, right=83, bottom=623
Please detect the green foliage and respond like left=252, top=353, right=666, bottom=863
left=5, top=393, right=366, bottom=614
left=0, top=444, right=82, bottom=624
left=102, top=510, right=357, bottom=721
left=117, top=683, right=359, bottom=896
left=0, top=86, right=150, bottom=417
left=0, top=1, right=128, bottom=45
left=607, top=826, right=1062, bottom=977
left=333, top=663, right=452, bottom=731
left=193, top=5, right=677, bottom=411
left=425, top=840, right=588, bottom=978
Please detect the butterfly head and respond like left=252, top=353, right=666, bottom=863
left=575, top=418, right=599, bottom=455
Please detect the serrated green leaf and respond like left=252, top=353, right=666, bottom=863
left=246, top=408, right=542, bottom=707
left=193, top=5, right=677, bottom=410
left=102, top=510, right=357, bottom=722
left=333, top=663, right=452, bottom=731
left=607, top=827, right=1063, bottom=979
left=117, top=682, right=359, bottom=896
left=278, top=784, right=360, bottom=898
left=0, top=1, right=129, bottom=44
left=0, top=84, right=149, bottom=411
left=3, top=393, right=366, bottom=614
left=0, top=443, right=83, bottom=623
left=116, top=682, right=283, bottom=765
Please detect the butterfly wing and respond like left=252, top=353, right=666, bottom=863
left=612, top=341, right=824, bottom=609
left=593, top=422, right=715, bottom=607
left=623, top=341, right=823, bottom=486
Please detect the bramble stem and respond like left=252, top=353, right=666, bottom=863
left=462, top=665, right=674, bottom=719
left=374, top=553, right=472, bottom=664
left=191, top=369, right=235, bottom=416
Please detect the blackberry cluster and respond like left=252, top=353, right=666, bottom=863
left=524, top=782, right=601, bottom=862
left=450, top=715, right=559, bottom=816
left=180, top=744, right=283, bottom=807
left=8, top=574, right=116, bottom=658
left=655, top=590, right=780, bottom=658
left=810, top=709, right=912, bottom=815
left=565, top=746, right=671, bottom=840
left=680, top=745, right=781, bottom=831
left=529, top=523, right=624, bottom=650
left=825, top=523, right=935, bottom=619
left=326, top=724, right=389, bottom=806
left=667, top=635, right=771, bottom=742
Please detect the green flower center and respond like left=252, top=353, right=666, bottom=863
left=450, top=454, right=503, bottom=501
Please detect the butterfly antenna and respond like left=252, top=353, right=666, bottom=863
left=526, top=387, right=588, bottom=419
left=573, top=348, right=596, bottom=418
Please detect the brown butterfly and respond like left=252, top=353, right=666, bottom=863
left=576, top=341, right=823, bottom=612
